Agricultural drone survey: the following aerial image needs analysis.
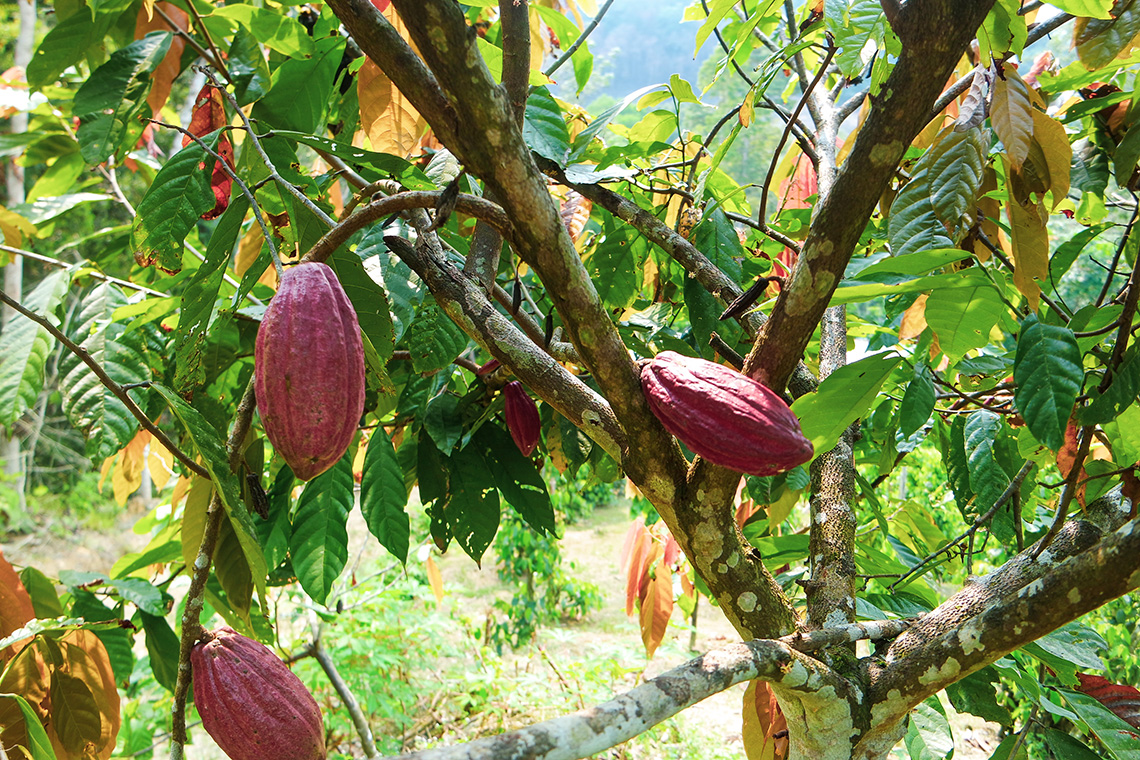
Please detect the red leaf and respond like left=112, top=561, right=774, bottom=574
left=184, top=85, right=234, bottom=219
left=0, top=549, right=36, bottom=662
left=371, top=0, right=391, bottom=9
left=1076, top=673, right=1140, bottom=728
left=1055, top=416, right=1087, bottom=507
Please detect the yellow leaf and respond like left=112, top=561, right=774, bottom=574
left=899, top=293, right=929, bottom=341
left=425, top=553, right=444, bottom=603
left=98, top=454, right=114, bottom=492
left=180, top=478, right=214, bottom=569
left=359, top=57, right=427, bottom=158
left=112, top=429, right=151, bottom=507
left=141, top=0, right=154, bottom=20
left=233, top=224, right=276, bottom=290
left=147, top=438, right=175, bottom=493
left=1030, top=109, right=1071, bottom=209
left=1006, top=194, right=1049, bottom=313
left=991, top=64, right=1034, bottom=169
left=529, top=6, right=547, bottom=72
left=169, top=475, right=190, bottom=512
left=766, top=486, right=800, bottom=530
left=0, top=205, right=36, bottom=249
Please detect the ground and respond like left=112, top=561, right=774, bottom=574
left=1, top=493, right=1002, bottom=759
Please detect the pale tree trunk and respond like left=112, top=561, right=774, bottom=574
left=3, top=0, right=36, bottom=512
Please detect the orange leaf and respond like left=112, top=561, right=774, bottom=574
left=0, top=549, right=35, bottom=661
left=623, top=523, right=650, bottom=616
left=742, top=680, right=789, bottom=760
left=1056, top=417, right=1087, bottom=507
left=184, top=85, right=234, bottom=219
left=54, top=631, right=121, bottom=759
left=638, top=556, right=673, bottom=659
left=425, top=553, right=445, bottom=603
left=0, top=644, right=50, bottom=753
left=134, top=3, right=186, bottom=119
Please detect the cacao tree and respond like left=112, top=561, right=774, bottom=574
left=2, top=1, right=1140, bottom=759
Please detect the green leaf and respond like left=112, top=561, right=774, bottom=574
left=405, top=298, right=469, bottom=374
left=326, top=245, right=395, bottom=362
left=792, top=352, right=903, bottom=457
left=945, top=667, right=1013, bottom=725
left=208, top=5, right=314, bottom=58
left=444, top=445, right=500, bottom=565
left=423, top=391, right=464, bottom=454
left=589, top=219, right=643, bottom=310
left=1061, top=689, right=1140, bottom=760
left=290, top=454, right=353, bottom=605
left=174, top=195, right=250, bottom=393
left=898, top=363, right=936, bottom=438
left=1076, top=3, right=1140, bottom=69
left=475, top=424, right=556, bottom=536
left=360, top=429, right=410, bottom=564
left=356, top=228, right=424, bottom=342
left=58, top=283, right=155, bottom=460
left=1050, top=0, right=1113, bottom=17
left=139, top=611, right=180, bottom=693
left=1014, top=315, right=1083, bottom=451
left=73, top=32, right=172, bottom=165
left=826, top=0, right=888, bottom=78
left=150, top=384, right=267, bottom=604
left=964, top=411, right=1014, bottom=539
left=19, top=567, right=65, bottom=618
left=213, top=515, right=253, bottom=619
left=269, top=131, right=435, bottom=191
left=924, top=283, right=1005, bottom=360
left=1050, top=223, right=1111, bottom=287
left=26, top=8, right=105, bottom=88
left=1080, top=345, right=1140, bottom=426
left=252, top=36, right=345, bottom=133
left=991, top=65, right=1034, bottom=167
left=689, top=208, right=744, bottom=282
left=0, top=693, right=58, bottom=760
left=68, top=591, right=134, bottom=683
left=0, top=269, right=69, bottom=431
left=888, top=170, right=954, bottom=258
left=50, top=672, right=102, bottom=754
left=130, top=140, right=217, bottom=274
left=1043, top=728, right=1106, bottom=760
left=926, top=127, right=987, bottom=237
left=523, top=86, right=571, bottom=164
left=904, top=697, right=953, bottom=760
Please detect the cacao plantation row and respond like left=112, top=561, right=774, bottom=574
left=1, top=1, right=1140, bottom=760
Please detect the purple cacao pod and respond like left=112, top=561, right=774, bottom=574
left=504, top=381, right=540, bottom=456
left=255, top=262, right=365, bottom=481
left=640, top=351, right=813, bottom=476
left=191, top=628, right=326, bottom=760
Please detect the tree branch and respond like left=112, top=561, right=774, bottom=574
left=170, top=379, right=259, bottom=755
left=373, top=637, right=855, bottom=760
left=0, top=288, right=210, bottom=480
left=383, top=235, right=626, bottom=459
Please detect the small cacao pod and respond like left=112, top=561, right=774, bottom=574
left=255, top=262, right=365, bottom=481
left=640, top=351, right=813, bottom=476
left=503, top=381, right=540, bottom=456
left=191, top=627, right=326, bottom=760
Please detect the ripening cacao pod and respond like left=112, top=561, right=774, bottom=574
left=503, top=381, right=540, bottom=456
left=191, top=627, right=326, bottom=760
left=255, top=262, right=365, bottom=481
left=640, top=351, right=813, bottom=476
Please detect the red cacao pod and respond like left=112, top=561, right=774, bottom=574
left=640, top=351, right=813, bottom=476
left=255, top=262, right=365, bottom=481
left=504, top=381, right=540, bottom=456
left=191, top=628, right=325, bottom=760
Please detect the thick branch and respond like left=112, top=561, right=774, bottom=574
left=375, top=638, right=850, bottom=760
left=743, top=0, right=997, bottom=393
left=384, top=235, right=625, bottom=459
left=862, top=513, right=1140, bottom=750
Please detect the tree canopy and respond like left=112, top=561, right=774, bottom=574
left=3, top=1, right=1140, bottom=759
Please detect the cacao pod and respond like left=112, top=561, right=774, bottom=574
left=640, top=351, right=813, bottom=476
left=255, top=262, right=365, bottom=481
left=191, top=627, right=326, bottom=760
left=503, top=381, right=540, bottom=456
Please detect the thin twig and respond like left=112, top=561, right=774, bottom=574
left=198, top=68, right=336, bottom=231
left=149, top=118, right=282, bottom=277
left=544, top=0, right=616, bottom=78
left=891, top=461, right=1035, bottom=590
left=310, top=629, right=382, bottom=759
left=153, top=4, right=219, bottom=73
left=181, top=0, right=233, bottom=85
left=0, top=245, right=169, bottom=298
left=757, top=41, right=836, bottom=251
left=1096, top=195, right=1138, bottom=307
left=0, top=288, right=210, bottom=480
